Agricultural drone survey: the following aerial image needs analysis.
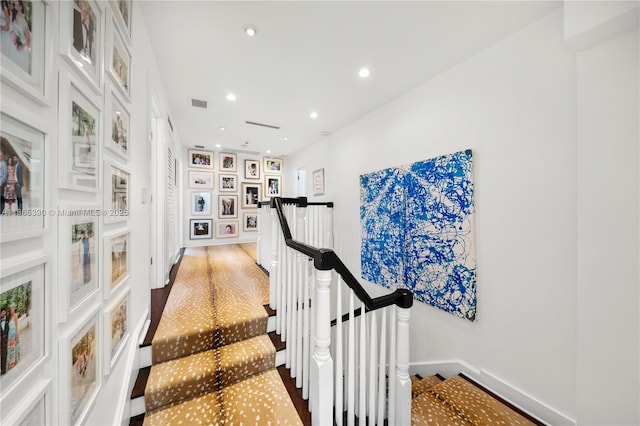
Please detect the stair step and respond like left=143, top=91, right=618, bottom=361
left=412, top=374, right=444, bottom=398
left=143, top=369, right=302, bottom=425
left=132, top=366, right=151, bottom=399
left=145, top=334, right=275, bottom=412
left=412, top=390, right=472, bottom=426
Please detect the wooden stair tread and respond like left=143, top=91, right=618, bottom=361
left=145, top=334, right=275, bottom=411
left=143, top=369, right=302, bottom=426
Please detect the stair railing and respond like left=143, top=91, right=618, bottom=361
left=262, top=196, right=413, bottom=426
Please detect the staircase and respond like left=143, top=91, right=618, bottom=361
left=130, top=244, right=303, bottom=425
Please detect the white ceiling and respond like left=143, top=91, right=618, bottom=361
left=140, top=1, right=560, bottom=158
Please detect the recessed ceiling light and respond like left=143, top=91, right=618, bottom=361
left=283, top=137, right=288, bottom=141
left=219, top=126, right=225, bottom=131
left=244, top=24, right=258, bottom=37
left=310, top=111, right=318, bottom=119
left=266, top=150, right=272, bottom=154
left=226, top=93, right=236, bottom=101
left=215, top=144, right=221, bottom=148
left=359, top=68, right=370, bottom=78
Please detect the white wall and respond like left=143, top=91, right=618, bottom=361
left=288, top=8, right=638, bottom=425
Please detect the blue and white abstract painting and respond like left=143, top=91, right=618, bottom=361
left=360, top=150, right=476, bottom=321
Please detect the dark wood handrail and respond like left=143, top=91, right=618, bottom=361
left=269, top=196, right=413, bottom=310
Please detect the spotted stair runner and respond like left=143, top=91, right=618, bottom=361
left=411, top=374, right=540, bottom=425
left=143, top=245, right=302, bottom=425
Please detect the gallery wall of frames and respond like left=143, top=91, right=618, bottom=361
left=183, top=148, right=284, bottom=245
left=0, top=1, right=160, bottom=425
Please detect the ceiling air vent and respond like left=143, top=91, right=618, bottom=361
left=245, top=120, right=280, bottom=130
left=191, top=98, right=208, bottom=109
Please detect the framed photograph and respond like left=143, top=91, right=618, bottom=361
left=59, top=305, right=101, bottom=426
left=2, top=379, right=51, bottom=425
left=190, top=219, right=212, bottom=240
left=103, top=162, right=129, bottom=224
left=188, top=170, right=213, bottom=189
left=0, top=0, right=49, bottom=104
left=219, top=152, right=237, bottom=172
left=188, top=149, right=213, bottom=169
left=104, top=86, right=129, bottom=160
left=241, top=182, right=261, bottom=209
left=190, top=191, right=211, bottom=216
left=110, top=0, right=131, bottom=43
left=103, top=288, right=129, bottom=375
left=313, top=168, right=325, bottom=196
left=218, top=173, right=237, bottom=192
left=264, top=157, right=283, bottom=173
left=106, top=15, right=131, bottom=101
left=264, top=175, right=282, bottom=198
left=215, top=221, right=239, bottom=239
left=0, top=112, right=46, bottom=242
left=103, top=229, right=129, bottom=298
left=0, top=255, right=47, bottom=395
left=58, top=72, right=101, bottom=192
left=244, top=159, right=260, bottom=180
left=243, top=212, right=259, bottom=232
left=59, top=0, right=104, bottom=95
left=57, top=210, right=99, bottom=322
left=218, top=194, right=238, bottom=219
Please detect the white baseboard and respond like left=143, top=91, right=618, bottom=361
left=276, top=349, right=286, bottom=367
left=119, top=310, right=150, bottom=426
left=267, top=316, right=276, bottom=333
left=130, top=396, right=146, bottom=417
left=409, top=359, right=576, bottom=426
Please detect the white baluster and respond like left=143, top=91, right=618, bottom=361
left=395, top=306, right=411, bottom=426
left=359, top=302, right=367, bottom=425
left=295, top=203, right=306, bottom=386
left=309, top=267, right=317, bottom=408
left=286, top=206, right=294, bottom=364
left=335, top=282, right=343, bottom=425
left=368, top=310, right=377, bottom=425
left=377, top=309, right=387, bottom=426
left=302, top=257, right=310, bottom=399
left=311, top=269, right=333, bottom=426
left=347, top=291, right=355, bottom=426
left=388, top=306, right=397, bottom=425
left=325, top=205, right=334, bottom=249
left=278, top=222, right=285, bottom=340
left=270, top=206, right=278, bottom=310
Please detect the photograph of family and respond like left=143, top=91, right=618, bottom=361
left=0, top=131, right=32, bottom=215
left=188, top=149, right=213, bottom=169
left=71, top=100, right=96, bottom=174
left=70, top=221, right=96, bottom=304
left=109, top=297, right=127, bottom=360
left=69, top=319, right=97, bottom=425
left=0, top=0, right=32, bottom=74
left=110, top=97, right=128, bottom=157
left=110, top=233, right=128, bottom=288
left=0, top=281, right=31, bottom=378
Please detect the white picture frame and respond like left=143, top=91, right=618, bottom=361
left=103, top=161, right=129, bottom=224
left=190, top=191, right=211, bottom=216
left=0, top=254, right=48, bottom=396
left=1, top=0, right=50, bottom=104
left=58, top=71, right=101, bottom=192
left=103, top=287, right=129, bottom=376
left=59, top=0, right=104, bottom=95
left=58, top=305, right=101, bottom=426
left=0, top=111, right=46, bottom=242
left=106, top=11, right=131, bottom=102
left=264, top=175, right=282, bottom=198
left=103, top=229, right=129, bottom=299
left=109, top=0, right=132, bottom=44
left=244, top=159, right=260, bottom=180
left=188, top=170, right=213, bottom=189
left=313, top=168, right=325, bottom=196
left=1, top=379, right=51, bottom=425
left=241, top=182, right=261, bottom=209
left=57, top=207, right=100, bottom=323
left=104, top=85, right=129, bottom=160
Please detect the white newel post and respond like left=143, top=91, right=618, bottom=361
left=269, top=206, right=279, bottom=309
left=311, top=269, right=334, bottom=426
left=394, top=306, right=411, bottom=425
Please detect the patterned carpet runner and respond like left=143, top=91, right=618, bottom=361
left=143, top=245, right=301, bottom=425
